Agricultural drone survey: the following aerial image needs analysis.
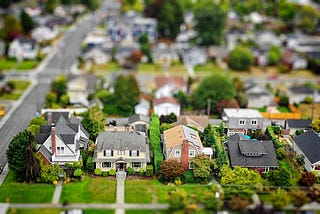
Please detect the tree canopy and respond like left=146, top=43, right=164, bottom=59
left=20, top=10, right=35, bottom=34
left=192, top=74, right=235, bottom=114
left=193, top=2, right=227, bottom=45
left=1, top=15, right=22, bottom=42
left=81, top=105, right=106, bottom=141
left=228, top=46, right=254, bottom=71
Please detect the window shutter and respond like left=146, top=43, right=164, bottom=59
left=129, top=150, right=132, bottom=156
left=111, top=150, right=114, bottom=156
left=137, top=150, right=139, bottom=156
left=103, top=150, right=106, bottom=156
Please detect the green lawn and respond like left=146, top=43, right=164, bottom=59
left=7, top=209, right=114, bottom=214
left=125, top=210, right=167, bottom=214
left=9, top=80, right=31, bottom=90
left=0, top=58, right=38, bottom=70
left=0, top=80, right=31, bottom=101
left=0, top=172, right=55, bottom=203
left=125, top=179, right=213, bottom=203
left=0, top=92, right=21, bottom=100
left=60, top=175, right=116, bottom=203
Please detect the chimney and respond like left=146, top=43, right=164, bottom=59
left=51, top=127, right=56, bottom=156
left=48, top=112, right=52, bottom=125
left=181, top=140, right=189, bottom=170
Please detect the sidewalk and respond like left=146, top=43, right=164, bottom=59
left=115, top=171, right=126, bottom=214
left=52, top=179, right=63, bottom=204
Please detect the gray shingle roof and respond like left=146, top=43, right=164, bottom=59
left=128, top=114, right=150, bottom=124
left=226, top=134, right=278, bottom=168
left=287, top=119, right=312, bottom=129
left=95, top=131, right=147, bottom=152
left=294, top=130, right=320, bottom=164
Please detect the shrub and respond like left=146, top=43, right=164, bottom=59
left=270, top=188, right=290, bottom=210
left=290, top=189, right=310, bottom=208
left=109, top=169, right=116, bottom=176
left=182, top=170, right=195, bottom=183
left=227, top=195, right=250, bottom=212
left=102, top=171, right=108, bottom=177
left=40, top=164, right=62, bottom=183
left=146, top=165, right=153, bottom=177
left=73, top=168, right=82, bottom=177
left=159, top=159, right=184, bottom=183
left=127, top=167, right=135, bottom=176
left=276, top=147, right=286, bottom=160
left=299, top=171, right=317, bottom=187
left=94, top=168, right=102, bottom=176
left=139, top=168, right=145, bottom=176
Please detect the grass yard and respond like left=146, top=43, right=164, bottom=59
left=83, top=209, right=114, bottom=214
left=125, top=179, right=213, bottom=203
left=0, top=58, right=38, bottom=70
left=7, top=209, right=62, bottom=214
left=9, top=80, right=31, bottom=90
left=0, top=80, right=31, bottom=101
left=60, top=175, right=116, bottom=203
left=0, top=92, right=21, bottom=100
left=125, top=210, right=167, bottom=214
left=0, top=172, right=55, bottom=203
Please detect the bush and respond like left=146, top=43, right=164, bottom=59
left=182, top=170, right=195, bottom=183
left=127, top=167, right=135, bottom=176
left=102, top=171, right=108, bottom=177
left=146, top=165, right=153, bottom=177
left=94, top=168, right=102, bottom=176
left=109, top=169, right=116, bottom=176
left=276, top=147, right=286, bottom=160
left=73, top=168, right=82, bottom=177
left=139, top=168, right=145, bottom=176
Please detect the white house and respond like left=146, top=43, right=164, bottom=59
left=134, top=99, right=150, bottom=116
left=31, top=25, right=59, bottom=43
left=8, top=37, right=39, bottom=60
left=153, top=97, right=181, bottom=116
left=155, top=76, right=187, bottom=99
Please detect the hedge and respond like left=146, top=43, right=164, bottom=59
left=150, top=115, right=163, bottom=174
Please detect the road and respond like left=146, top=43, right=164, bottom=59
left=0, top=13, right=99, bottom=168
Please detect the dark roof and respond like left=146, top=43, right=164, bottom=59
left=45, top=112, right=69, bottom=124
left=38, top=145, right=52, bottom=162
left=289, top=86, right=315, bottom=94
left=95, top=131, right=147, bottom=151
left=294, top=130, right=320, bottom=164
left=287, top=119, right=312, bottom=129
left=128, top=114, right=150, bottom=124
left=226, top=134, right=278, bottom=168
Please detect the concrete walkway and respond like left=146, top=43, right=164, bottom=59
left=115, top=171, right=126, bottom=214
left=52, top=179, right=63, bottom=204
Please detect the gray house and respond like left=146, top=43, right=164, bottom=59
left=285, top=119, right=312, bottom=135
left=222, top=108, right=264, bottom=136
left=245, top=81, right=274, bottom=108
left=293, top=130, right=320, bottom=172
left=93, top=131, right=150, bottom=172
left=226, top=133, right=278, bottom=173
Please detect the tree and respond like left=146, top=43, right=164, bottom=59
left=80, top=0, right=99, bottom=11
left=6, top=130, right=36, bottom=181
left=193, top=2, right=226, bottom=45
left=270, top=188, right=290, bottom=210
left=110, top=74, right=140, bottom=116
left=192, top=74, right=235, bottom=114
left=166, top=188, right=189, bottom=211
left=290, top=188, right=310, bottom=208
left=159, top=159, right=184, bottom=183
left=144, top=0, right=184, bottom=40
left=278, top=0, right=297, bottom=23
left=216, top=99, right=239, bottom=116
left=45, top=0, right=59, bottom=14
left=45, top=91, right=57, bottom=107
left=51, top=75, right=67, bottom=101
left=2, top=15, right=22, bottom=41
left=191, top=154, right=215, bottom=182
left=228, top=46, right=254, bottom=71
left=20, top=10, right=35, bottom=34
left=299, top=171, right=318, bottom=187
left=267, top=45, right=282, bottom=66
left=138, top=34, right=152, bottom=63
left=81, top=105, right=106, bottom=141
left=272, top=167, right=292, bottom=186
left=25, top=138, right=40, bottom=182
left=298, top=5, right=319, bottom=34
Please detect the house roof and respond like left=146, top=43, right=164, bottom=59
left=155, top=76, right=185, bottom=89
left=294, top=130, right=320, bottom=164
left=128, top=114, right=150, bottom=124
left=223, top=108, right=263, bottom=118
left=226, top=133, right=278, bottom=168
left=153, top=97, right=179, bottom=105
left=174, top=115, right=209, bottom=131
left=45, top=112, right=69, bottom=125
left=288, top=85, right=316, bottom=95
left=287, top=119, right=312, bottom=129
left=95, top=131, right=148, bottom=152
left=163, top=125, right=203, bottom=149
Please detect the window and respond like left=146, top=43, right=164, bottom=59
left=57, top=147, right=64, bottom=155
left=175, top=149, right=181, bottom=157
left=102, top=162, right=112, bottom=168
left=189, top=150, right=195, bottom=157
left=251, top=120, right=257, bottom=125
left=104, top=150, right=113, bottom=157
left=118, top=150, right=125, bottom=155
left=130, top=150, right=139, bottom=157
left=132, top=162, right=141, bottom=168
left=239, top=120, right=246, bottom=125
left=188, top=161, right=194, bottom=169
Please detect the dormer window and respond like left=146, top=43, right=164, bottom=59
left=251, top=120, right=257, bottom=125
left=130, top=150, right=139, bottom=157
left=104, top=150, right=113, bottom=157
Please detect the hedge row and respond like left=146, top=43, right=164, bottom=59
left=150, top=115, right=163, bottom=174
left=266, top=126, right=284, bottom=149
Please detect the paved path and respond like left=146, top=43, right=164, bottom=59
left=116, top=171, right=126, bottom=214
left=52, top=179, right=63, bottom=204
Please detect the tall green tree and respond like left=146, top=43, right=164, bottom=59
left=51, top=75, right=67, bottom=101
left=20, top=10, right=35, bottom=34
left=6, top=130, right=36, bottom=181
left=81, top=105, right=106, bottom=141
left=267, top=45, right=282, bottom=66
left=144, top=0, right=184, bottom=40
left=228, top=46, right=254, bottom=71
left=2, top=15, right=22, bottom=41
left=45, top=0, right=59, bottom=14
left=191, top=154, right=215, bottom=182
left=25, top=138, right=40, bottom=182
left=193, top=2, right=227, bottom=45
left=112, top=74, right=140, bottom=116
left=80, top=0, right=99, bottom=11
left=192, top=74, right=235, bottom=114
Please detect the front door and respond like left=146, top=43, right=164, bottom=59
left=116, top=162, right=127, bottom=171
